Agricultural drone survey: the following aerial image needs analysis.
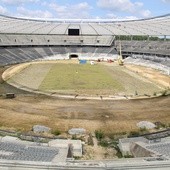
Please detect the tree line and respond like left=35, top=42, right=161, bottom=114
left=115, top=35, right=169, bottom=41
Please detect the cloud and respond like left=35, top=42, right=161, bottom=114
left=0, top=5, right=8, bottom=14
left=97, top=0, right=151, bottom=18
left=161, top=0, right=170, bottom=2
left=106, top=13, right=138, bottom=20
left=1, top=0, right=39, bottom=5
left=97, top=0, right=139, bottom=13
left=139, top=10, right=151, bottom=18
left=49, top=2, right=92, bottom=19
left=16, top=6, right=53, bottom=18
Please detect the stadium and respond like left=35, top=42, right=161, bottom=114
left=0, top=13, right=170, bottom=169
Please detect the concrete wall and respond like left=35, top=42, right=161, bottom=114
left=130, top=142, right=156, bottom=158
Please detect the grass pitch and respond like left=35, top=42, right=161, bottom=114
left=37, top=62, right=162, bottom=95
left=7, top=61, right=162, bottom=96
left=39, top=63, right=123, bottom=94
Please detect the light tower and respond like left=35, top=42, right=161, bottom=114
left=118, top=39, right=124, bottom=66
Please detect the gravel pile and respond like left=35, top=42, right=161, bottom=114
left=137, top=121, right=156, bottom=129
left=68, top=128, right=86, bottom=135
left=33, top=125, right=51, bottom=133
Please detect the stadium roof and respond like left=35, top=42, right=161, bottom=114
left=0, top=14, right=169, bottom=36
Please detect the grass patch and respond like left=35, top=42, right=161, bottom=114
left=95, top=129, right=105, bottom=141
left=39, top=63, right=123, bottom=94
left=52, top=129, right=61, bottom=136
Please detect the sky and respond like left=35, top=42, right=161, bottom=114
left=0, top=0, right=169, bottom=20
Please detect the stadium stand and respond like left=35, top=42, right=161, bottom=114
left=0, top=46, right=118, bottom=65
left=115, top=40, right=170, bottom=57
left=119, top=129, right=170, bottom=159
left=0, top=141, right=59, bottom=162
left=0, top=34, right=114, bottom=46
left=115, top=39, right=170, bottom=74
left=0, top=14, right=169, bottom=36
left=0, top=14, right=169, bottom=66
left=124, top=57, right=170, bottom=75
left=146, top=143, right=170, bottom=158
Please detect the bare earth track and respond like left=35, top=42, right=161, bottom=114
left=0, top=93, right=169, bottom=134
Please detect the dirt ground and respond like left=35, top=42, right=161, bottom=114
left=0, top=94, right=169, bottom=133
left=125, top=64, right=170, bottom=88
left=82, top=144, right=117, bottom=160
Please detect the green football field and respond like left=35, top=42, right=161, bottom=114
left=39, top=63, right=124, bottom=94
left=8, top=61, right=162, bottom=96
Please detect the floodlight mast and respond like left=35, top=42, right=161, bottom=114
left=118, top=37, right=124, bottom=66
left=119, top=40, right=122, bottom=58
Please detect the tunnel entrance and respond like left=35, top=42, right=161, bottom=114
left=69, top=54, right=79, bottom=59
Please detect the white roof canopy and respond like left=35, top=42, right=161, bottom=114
left=0, top=14, right=169, bottom=36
